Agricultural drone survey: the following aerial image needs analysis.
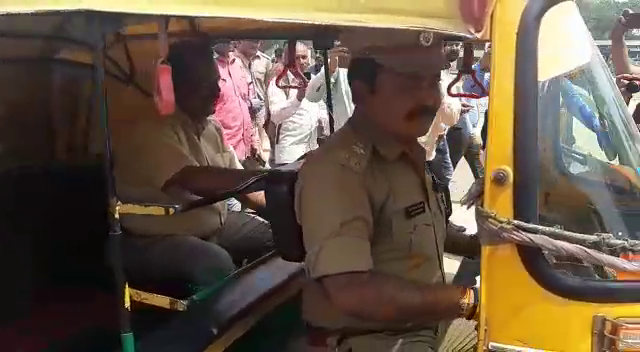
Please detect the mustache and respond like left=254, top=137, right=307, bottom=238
left=406, top=105, right=438, bottom=119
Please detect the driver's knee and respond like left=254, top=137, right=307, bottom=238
left=122, top=234, right=236, bottom=288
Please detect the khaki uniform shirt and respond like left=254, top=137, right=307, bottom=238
left=113, top=112, right=241, bottom=237
left=295, top=115, right=447, bottom=335
left=235, top=51, right=273, bottom=103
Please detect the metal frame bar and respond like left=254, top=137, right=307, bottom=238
left=89, top=16, right=136, bottom=352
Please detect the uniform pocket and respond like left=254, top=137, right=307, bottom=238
left=390, top=206, right=435, bottom=255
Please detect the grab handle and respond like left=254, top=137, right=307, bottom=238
left=275, top=39, right=308, bottom=90
left=447, top=42, right=488, bottom=99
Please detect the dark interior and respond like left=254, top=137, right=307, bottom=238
left=0, top=162, right=120, bottom=352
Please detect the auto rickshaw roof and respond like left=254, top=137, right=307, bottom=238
left=0, top=0, right=470, bottom=34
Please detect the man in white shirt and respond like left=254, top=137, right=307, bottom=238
left=267, top=41, right=328, bottom=166
left=432, top=43, right=481, bottom=287
left=421, top=43, right=469, bottom=186
left=305, top=47, right=354, bottom=132
left=421, top=43, right=471, bottom=233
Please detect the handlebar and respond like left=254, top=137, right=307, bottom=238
left=447, top=42, right=488, bottom=99
left=180, top=172, right=268, bottom=211
left=117, top=173, right=268, bottom=216
left=275, top=39, right=308, bottom=90
left=118, top=162, right=305, bottom=216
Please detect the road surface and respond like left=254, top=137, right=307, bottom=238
left=443, top=158, right=477, bottom=282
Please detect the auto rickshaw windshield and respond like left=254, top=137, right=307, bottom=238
left=536, top=1, right=640, bottom=240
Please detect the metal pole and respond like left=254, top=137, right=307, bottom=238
left=322, top=48, right=335, bottom=134
left=91, top=19, right=135, bottom=352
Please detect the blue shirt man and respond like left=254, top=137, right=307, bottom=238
left=461, top=63, right=490, bottom=130
left=560, top=78, right=615, bottom=159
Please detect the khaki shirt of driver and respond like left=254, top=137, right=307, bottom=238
left=295, top=115, right=447, bottom=332
left=113, top=112, right=241, bottom=237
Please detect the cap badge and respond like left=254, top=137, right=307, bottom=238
left=419, top=31, right=434, bottom=47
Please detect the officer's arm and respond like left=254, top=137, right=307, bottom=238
left=297, top=161, right=469, bottom=325
left=444, top=227, right=480, bottom=259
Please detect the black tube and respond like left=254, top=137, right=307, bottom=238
left=92, top=28, right=135, bottom=349
left=322, top=48, right=335, bottom=134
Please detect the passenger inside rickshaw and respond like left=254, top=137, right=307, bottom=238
left=111, top=39, right=274, bottom=296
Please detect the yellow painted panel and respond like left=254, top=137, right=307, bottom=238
left=0, top=0, right=468, bottom=34
left=479, top=0, right=523, bottom=348
left=483, top=1, right=640, bottom=351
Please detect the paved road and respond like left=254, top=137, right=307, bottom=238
left=443, top=159, right=477, bottom=281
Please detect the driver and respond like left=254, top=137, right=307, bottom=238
left=113, top=39, right=274, bottom=290
left=295, top=30, right=481, bottom=352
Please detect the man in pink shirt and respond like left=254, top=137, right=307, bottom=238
left=212, top=42, right=255, bottom=162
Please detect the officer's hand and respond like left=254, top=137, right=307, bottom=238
left=466, top=234, right=481, bottom=259
left=461, top=286, right=480, bottom=321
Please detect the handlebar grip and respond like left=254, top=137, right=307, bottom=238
left=447, top=42, right=488, bottom=99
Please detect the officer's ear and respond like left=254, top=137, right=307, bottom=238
left=350, top=80, right=374, bottom=105
left=347, top=57, right=379, bottom=105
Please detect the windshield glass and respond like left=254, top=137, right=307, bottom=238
left=537, top=2, right=640, bottom=242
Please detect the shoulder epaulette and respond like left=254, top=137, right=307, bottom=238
left=336, top=131, right=372, bottom=173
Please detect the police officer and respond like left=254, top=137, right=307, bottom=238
left=295, top=29, right=481, bottom=352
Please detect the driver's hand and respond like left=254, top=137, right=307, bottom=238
left=466, top=234, right=481, bottom=259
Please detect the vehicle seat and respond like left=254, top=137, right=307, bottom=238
left=264, top=162, right=305, bottom=263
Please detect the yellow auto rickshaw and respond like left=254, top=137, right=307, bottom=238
left=1, top=0, right=640, bottom=351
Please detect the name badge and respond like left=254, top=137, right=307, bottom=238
left=404, top=201, right=426, bottom=219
